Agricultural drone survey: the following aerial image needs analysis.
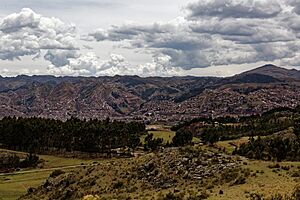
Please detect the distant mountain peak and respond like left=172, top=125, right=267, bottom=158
left=243, top=64, right=300, bottom=80
left=259, top=64, right=279, bottom=68
left=247, top=64, right=282, bottom=72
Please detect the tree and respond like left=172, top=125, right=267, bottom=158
left=294, top=118, right=300, bottom=138
left=172, top=129, right=193, bottom=147
left=144, top=133, right=163, bottom=151
left=201, top=132, right=219, bottom=146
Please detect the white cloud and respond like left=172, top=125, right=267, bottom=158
left=47, top=52, right=98, bottom=76
left=0, top=8, right=77, bottom=61
left=1, top=1, right=300, bottom=77
left=47, top=53, right=183, bottom=77
left=0, top=67, right=40, bottom=76
left=44, top=49, right=79, bottom=67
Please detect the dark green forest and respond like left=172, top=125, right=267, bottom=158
left=172, top=106, right=300, bottom=161
left=234, top=119, right=300, bottom=161
left=174, top=106, right=300, bottom=143
left=0, top=117, right=145, bottom=154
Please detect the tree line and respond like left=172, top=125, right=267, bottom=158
left=234, top=119, right=300, bottom=162
left=0, top=117, right=145, bottom=154
left=172, top=106, right=300, bottom=146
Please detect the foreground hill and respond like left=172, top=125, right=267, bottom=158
left=19, top=147, right=300, bottom=200
left=0, top=65, right=299, bottom=122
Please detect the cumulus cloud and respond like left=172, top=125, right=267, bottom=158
left=99, top=54, right=184, bottom=76
left=47, top=52, right=99, bottom=76
left=44, top=49, right=79, bottom=67
left=0, top=8, right=185, bottom=76
left=0, top=8, right=77, bottom=61
left=2, top=0, right=300, bottom=77
left=47, top=53, right=183, bottom=77
left=86, top=0, right=300, bottom=70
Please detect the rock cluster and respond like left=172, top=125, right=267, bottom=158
left=133, top=148, right=239, bottom=188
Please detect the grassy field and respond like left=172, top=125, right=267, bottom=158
left=1, top=129, right=299, bottom=200
left=215, top=137, right=250, bottom=153
left=209, top=160, right=300, bottom=200
left=0, top=170, right=51, bottom=200
left=0, top=150, right=100, bottom=200
left=145, top=125, right=201, bottom=144
left=199, top=138, right=300, bottom=200
left=148, top=130, right=175, bottom=144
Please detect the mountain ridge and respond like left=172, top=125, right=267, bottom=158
left=0, top=64, right=299, bottom=122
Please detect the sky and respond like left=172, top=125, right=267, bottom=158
left=0, top=0, right=300, bottom=77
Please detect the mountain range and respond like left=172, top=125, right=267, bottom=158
left=0, top=64, right=299, bottom=123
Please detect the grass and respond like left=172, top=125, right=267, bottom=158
left=0, top=149, right=101, bottom=200
left=1, top=132, right=299, bottom=200
left=148, top=130, right=175, bottom=144
left=204, top=136, right=300, bottom=200
left=216, top=137, right=250, bottom=153
left=39, top=154, right=95, bottom=168
left=0, top=171, right=51, bottom=200
left=208, top=160, right=300, bottom=200
left=145, top=125, right=201, bottom=144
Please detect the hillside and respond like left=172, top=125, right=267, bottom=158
left=2, top=108, right=300, bottom=200
left=0, top=65, right=299, bottom=122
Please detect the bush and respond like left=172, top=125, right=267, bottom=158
left=187, top=191, right=209, bottom=200
left=220, top=168, right=240, bottom=183
left=233, top=175, right=246, bottom=185
left=50, top=169, right=65, bottom=178
left=249, top=193, right=264, bottom=200
left=290, top=171, right=300, bottom=177
left=112, top=181, right=124, bottom=189
left=292, top=185, right=300, bottom=200
left=163, top=192, right=181, bottom=200
left=268, top=163, right=281, bottom=169
left=144, top=133, right=163, bottom=151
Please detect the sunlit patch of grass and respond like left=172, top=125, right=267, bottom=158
left=0, top=148, right=101, bottom=200
left=208, top=160, right=300, bottom=200
left=216, top=137, right=251, bottom=153
left=0, top=170, right=51, bottom=200
left=148, top=130, right=175, bottom=144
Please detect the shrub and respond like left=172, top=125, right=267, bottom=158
left=290, top=171, right=300, bottom=177
left=112, top=181, right=124, bottom=189
left=233, top=175, right=246, bottom=185
left=163, top=192, right=181, bottom=200
left=144, top=133, right=163, bottom=151
left=50, top=169, right=65, bottom=178
left=281, top=166, right=290, bottom=171
left=187, top=191, right=209, bottom=200
left=268, top=163, right=280, bottom=169
left=220, top=168, right=240, bottom=183
left=292, top=185, right=300, bottom=200
left=249, top=193, right=264, bottom=200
